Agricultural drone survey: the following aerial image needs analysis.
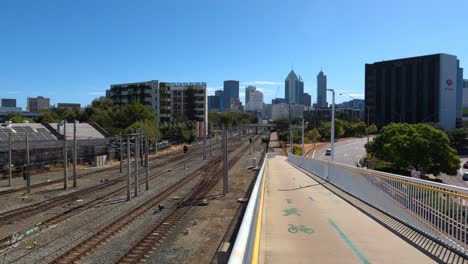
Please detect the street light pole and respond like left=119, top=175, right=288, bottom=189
left=301, top=117, right=304, bottom=156
left=327, top=89, right=335, bottom=162
left=365, top=106, right=370, bottom=143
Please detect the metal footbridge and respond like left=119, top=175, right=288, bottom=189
left=228, top=153, right=468, bottom=264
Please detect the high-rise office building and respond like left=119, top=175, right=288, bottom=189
left=1, top=98, right=16, bottom=107
left=245, top=86, right=256, bottom=106
left=463, top=79, right=468, bottom=108
left=300, top=93, right=311, bottom=107
left=27, top=96, right=50, bottom=112
left=223, top=80, right=239, bottom=110
left=317, top=70, right=327, bottom=108
left=285, top=70, right=304, bottom=104
left=365, top=53, right=463, bottom=129
left=246, top=90, right=264, bottom=116
left=215, top=90, right=225, bottom=112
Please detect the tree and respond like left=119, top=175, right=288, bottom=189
left=34, top=109, right=61, bottom=123
left=365, top=123, right=460, bottom=176
left=446, top=128, right=468, bottom=149
left=272, top=118, right=289, bottom=131
left=7, top=114, right=31, bottom=123
left=306, top=128, right=321, bottom=145
left=368, top=123, right=377, bottom=134
left=351, top=122, right=367, bottom=137
left=321, top=120, right=345, bottom=139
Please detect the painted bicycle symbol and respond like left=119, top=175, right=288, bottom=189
left=288, top=224, right=314, bottom=234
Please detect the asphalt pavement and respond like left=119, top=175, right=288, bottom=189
left=311, top=137, right=370, bottom=166
left=311, top=137, right=468, bottom=188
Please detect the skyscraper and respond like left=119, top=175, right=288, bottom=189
left=285, top=70, right=304, bottom=104
left=317, top=70, right=327, bottom=109
left=215, top=90, right=225, bottom=112
left=245, top=85, right=256, bottom=106
left=223, top=80, right=239, bottom=110
left=246, top=90, right=264, bottom=116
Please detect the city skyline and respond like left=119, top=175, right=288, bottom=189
left=1, top=1, right=467, bottom=109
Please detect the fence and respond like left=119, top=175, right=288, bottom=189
left=228, top=153, right=272, bottom=264
left=288, top=154, right=468, bottom=256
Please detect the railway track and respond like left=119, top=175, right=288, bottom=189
left=0, top=139, right=224, bottom=223
left=0, top=140, right=232, bottom=251
left=49, top=138, right=250, bottom=264
left=116, top=142, right=249, bottom=263
left=0, top=140, right=210, bottom=196
left=49, top=155, right=224, bottom=264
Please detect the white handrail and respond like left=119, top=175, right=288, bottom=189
left=228, top=153, right=271, bottom=264
left=288, top=153, right=468, bottom=255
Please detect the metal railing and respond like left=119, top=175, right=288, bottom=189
left=288, top=154, right=468, bottom=256
left=228, top=153, right=273, bottom=264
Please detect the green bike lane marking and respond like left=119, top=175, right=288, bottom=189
left=328, top=218, right=370, bottom=264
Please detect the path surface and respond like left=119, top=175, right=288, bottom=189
left=257, top=155, right=436, bottom=264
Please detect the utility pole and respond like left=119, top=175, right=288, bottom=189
left=203, top=134, right=206, bottom=160
left=134, top=133, right=139, bottom=196
left=63, top=120, right=68, bottom=189
left=119, top=134, right=123, bottom=173
left=140, top=130, right=144, bottom=166
left=223, top=126, right=228, bottom=195
left=327, top=89, right=336, bottom=162
left=145, top=129, right=149, bottom=191
left=252, top=130, right=255, bottom=155
left=26, top=132, right=30, bottom=165
left=8, top=132, right=12, bottom=186
left=155, top=126, right=158, bottom=156
left=25, top=131, right=31, bottom=193
left=73, top=121, right=77, bottom=188
left=127, top=135, right=131, bottom=201
left=289, top=103, right=293, bottom=154
left=302, top=117, right=304, bottom=156
left=209, top=123, right=212, bottom=157
left=366, top=107, right=370, bottom=144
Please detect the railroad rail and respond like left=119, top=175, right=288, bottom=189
left=48, top=137, right=249, bottom=263
left=116, top=142, right=250, bottom=263
left=0, top=139, right=232, bottom=252
left=49, top=156, right=224, bottom=264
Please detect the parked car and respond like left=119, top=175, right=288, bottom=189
left=463, top=161, right=468, bottom=169
left=463, top=172, right=468, bottom=181
left=325, top=149, right=331, bottom=156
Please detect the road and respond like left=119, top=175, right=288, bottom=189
left=311, top=137, right=468, bottom=188
left=311, top=137, right=370, bottom=166
left=439, top=158, right=468, bottom=188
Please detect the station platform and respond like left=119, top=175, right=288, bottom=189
left=256, top=155, right=436, bottom=264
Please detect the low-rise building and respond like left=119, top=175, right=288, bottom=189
left=57, top=103, right=82, bottom=110
left=1, top=98, right=16, bottom=108
left=107, top=80, right=207, bottom=133
left=27, top=96, right=50, bottom=112
left=271, top=103, right=305, bottom=121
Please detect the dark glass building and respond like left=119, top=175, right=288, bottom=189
left=1, top=98, right=16, bottom=107
left=223, top=80, right=239, bottom=110
left=365, top=53, right=462, bottom=129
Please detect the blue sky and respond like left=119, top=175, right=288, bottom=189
left=1, top=0, right=467, bottom=109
